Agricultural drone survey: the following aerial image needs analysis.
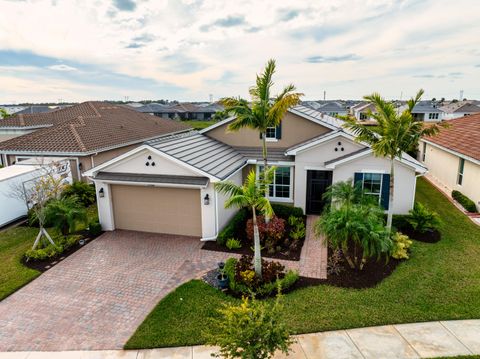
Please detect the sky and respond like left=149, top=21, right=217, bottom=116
left=0, top=0, right=479, bottom=103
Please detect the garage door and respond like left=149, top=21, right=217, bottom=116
left=111, top=185, right=202, bottom=237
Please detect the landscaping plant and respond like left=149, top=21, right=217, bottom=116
left=45, top=196, right=87, bottom=236
left=342, top=89, right=446, bottom=231
left=246, top=215, right=286, bottom=253
left=452, top=190, right=477, bottom=213
left=221, top=59, right=302, bottom=184
left=407, top=202, right=441, bottom=233
left=62, top=181, right=96, bottom=206
left=217, top=208, right=248, bottom=246
left=206, top=294, right=293, bottom=359
left=226, top=238, right=242, bottom=250
left=391, top=232, right=413, bottom=260
left=215, top=168, right=276, bottom=278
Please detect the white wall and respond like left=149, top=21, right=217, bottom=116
left=94, top=181, right=115, bottom=231
left=333, top=154, right=417, bottom=214
left=216, top=169, right=242, bottom=231
left=294, top=136, right=365, bottom=210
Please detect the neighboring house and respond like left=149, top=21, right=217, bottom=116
left=439, top=101, right=480, bottom=120
left=0, top=105, right=27, bottom=117
left=411, top=101, right=445, bottom=122
left=0, top=102, right=190, bottom=178
left=14, top=105, right=68, bottom=115
left=135, top=102, right=223, bottom=120
left=350, top=102, right=377, bottom=121
left=85, top=105, right=426, bottom=240
left=317, top=101, right=348, bottom=117
left=418, top=114, right=480, bottom=211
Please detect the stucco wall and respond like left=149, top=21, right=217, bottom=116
left=205, top=112, right=331, bottom=148
left=216, top=169, right=243, bottom=233
left=421, top=141, right=480, bottom=211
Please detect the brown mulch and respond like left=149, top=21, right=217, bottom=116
left=201, top=235, right=305, bottom=261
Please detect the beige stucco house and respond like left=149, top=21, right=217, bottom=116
left=85, top=105, right=426, bottom=240
left=419, top=114, right=480, bottom=211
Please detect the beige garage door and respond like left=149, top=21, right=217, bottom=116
left=111, top=185, right=202, bottom=237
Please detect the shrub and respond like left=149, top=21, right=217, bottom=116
left=62, top=181, right=96, bottom=206
left=271, top=203, right=303, bottom=219
left=217, top=208, right=249, bottom=246
left=452, top=190, right=477, bottom=212
left=392, top=214, right=412, bottom=231
left=206, top=295, right=293, bottom=359
left=27, top=202, right=54, bottom=228
left=288, top=216, right=306, bottom=241
left=407, top=202, right=441, bottom=233
left=88, top=221, right=102, bottom=237
left=45, top=196, right=87, bottom=236
left=246, top=215, right=286, bottom=243
left=226, top=238, right=242, bottom=250
left=225, top=256, right=298, bottom=297
left=391, top=232, right=413, bottom=260
left=24, top=234, right=82, bottom=262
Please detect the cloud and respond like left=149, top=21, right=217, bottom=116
left=278, top=9, right=300, bottom=22
left=475, top=64, right=480, bottom=67
left=112, top=0, right=136, bottom=11
left=48, top=64, right=78, bottom=71
left=413, top=74, right=435, bottom=78
left=245, top=26, right=262, bottom=33
left=125, top=42, right=144, bottom=49
left=305, top=54, right=361, bottom=63
left=200, top=15, right=246, bottom=31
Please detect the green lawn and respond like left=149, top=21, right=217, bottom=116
left=125, top=178, right=480, bottom=349
left=0, top=204, right=98, bottom=301
left=182, top=120, right=217, bottom=130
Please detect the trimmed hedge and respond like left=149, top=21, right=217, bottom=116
left=271, top=204, right=303, bottom=219
left=452, top=190, right=477, bottom=212
left=88, top=221, right=102, bottom=237
left=217, top=208, right=248, bottom=245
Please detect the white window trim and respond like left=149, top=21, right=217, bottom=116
left=361, top=172, right=383, bottom=205
left=256, top=165, right=294, bottom=203
left=457, top=158, right=465, bottom=186
left=265, top=126, right=277, bottom=140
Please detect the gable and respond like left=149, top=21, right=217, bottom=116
left=104, top=148, right=200, bottom=177
left=295, top=135, right=366, bottom=165
left=204, top=112, right=331, bottom=148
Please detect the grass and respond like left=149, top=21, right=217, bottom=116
left=0, top=204, right=98, bottom=301
left=182, top=120, right=217, bottom=130
left=125, top=177, right=480, bottom=349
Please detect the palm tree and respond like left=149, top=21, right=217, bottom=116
left=214, top=168, right=275, bottom=278
left=221, top=59, right=303, bottom=180
left=343, top=89, right=445, bottom=230
left=45, top=196, right=87, bottom=236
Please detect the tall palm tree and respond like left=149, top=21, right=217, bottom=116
left=343, top=89, right=445, bottom=230
left=221, top=59, right=303, bottom=179
left=214, top=168, right=275, bottom=278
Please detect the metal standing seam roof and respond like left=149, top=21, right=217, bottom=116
left=233, top=147, right=294, bottom=162
left=290, top=105, right=346, bottom=129
left=146, top=131, right=247, bottom=180
left=94, top=172, right=209, bottom=186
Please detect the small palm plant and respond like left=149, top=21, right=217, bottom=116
left=45, top=196, right=87, bottom=236
left=214, top=168, right=275, bottom=278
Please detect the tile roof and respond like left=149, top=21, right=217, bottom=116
left=0, top=102, right=190, bottom=154
left=146, top=131, right=246, bottom=179
left=424, top=113, right=480, bottom=162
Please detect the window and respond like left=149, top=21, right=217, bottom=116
left=362, top=173, right=383, bottom=203
left=457, top=158, right=465, bottom=185
left=258, top=166, right=292, bottom=201
left=265, top=127, right=277, bottom=139
left=329, top=112, right=339, bottom=116
left=422, top=142, right=427, bottom=162
left=428, top=113, right=439, bottom=120
left=360, top=113, right=368, bottom=120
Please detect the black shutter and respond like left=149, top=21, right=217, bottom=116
left=276, top=122, right=282, bottom=139
left=380, top=173, right=390, bottom=210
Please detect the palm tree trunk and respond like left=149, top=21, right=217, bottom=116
left=386, top=158, right=395, bottom=231
left=262, top=131, right=271, bottom=224
left=341, top=242, right=355, bottom=269
left=252, top=206, right=263, bottom=279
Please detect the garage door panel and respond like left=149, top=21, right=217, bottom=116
left=111, top=185, right=202, bottom=237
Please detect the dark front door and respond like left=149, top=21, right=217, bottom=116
left=306, top=170, right=333, bottom=214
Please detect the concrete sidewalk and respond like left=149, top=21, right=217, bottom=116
left=1, top=319, right=479, bottom=359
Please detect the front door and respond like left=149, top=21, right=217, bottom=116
left=306, top=170, right=333, bottom=214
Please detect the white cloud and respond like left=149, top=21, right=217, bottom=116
left=0, top=0, right=479, bottom=102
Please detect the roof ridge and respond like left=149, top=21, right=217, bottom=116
left=87, top=102, right=102, bottom=117
left=19, top=114, right=25, bottom=126
left=68, top=122, right=88, bottom=152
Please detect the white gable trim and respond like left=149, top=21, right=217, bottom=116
left=199, top=116, right=236, bottom=133
left=83, top=144, right=221, bottom=181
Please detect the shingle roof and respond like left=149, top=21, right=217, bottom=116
left=439, top=101, right=480, bottom=114
left=289, top=105, right=345, bottom=129
left=146, top=131, right=246, bottom=179
left=317, top=101, right=347, bottom=113
left=424, top=113, right=480, bottom=162
left=14, top=105, right=65, bottom=115
left=412, top=101, right=444, bottom=114
left=0, top=102, right=190, bottom=154
left=95, top=172, right=209, bottom=186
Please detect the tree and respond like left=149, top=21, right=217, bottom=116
left=343, top=89, right=445, bottom=230
left=207, top=294, right=293, bottom=359
left=221, top=59, right=303, bottom=182
left=0, top=108, right=10, bottom=119
left=45, top=196, right=87, bottom=236
left=9, top=160, right=69, bottom=249
left=214, top=168, right=275, bottom=278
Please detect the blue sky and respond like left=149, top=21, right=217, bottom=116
left=0, top=0, right=479, bottom=103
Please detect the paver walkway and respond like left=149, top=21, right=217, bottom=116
left=2, top=320, right=479, bottom=358
left=0, top=228, right=327, bottom=351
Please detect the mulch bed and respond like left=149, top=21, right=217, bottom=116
left=202, top=235, right=305, bottom=261
left=22, top=231, right=103, bottom=272
left=400, top=227, right=441, bottom=243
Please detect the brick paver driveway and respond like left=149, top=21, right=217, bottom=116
left=0, top=224, right=326, bottom=351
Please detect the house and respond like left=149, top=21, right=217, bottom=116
left=418, top=113, right=480, bottom=211
left=135, top=102, right=223, bottom=120
left=84, top=105, right=426, bottom=240
left=316, top=101, right=348, bottom=117
left=0, top=102, right=190, bottom=178
left=350, top=102, right=377, bottom=121
left=439, top=101, right=480, bottom=120
left=411, top=101, right=445, bottom=122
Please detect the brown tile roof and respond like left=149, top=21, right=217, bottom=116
left=424, top=114, right=480, bottom=161
left=0, top=102, right=190, bottom=154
